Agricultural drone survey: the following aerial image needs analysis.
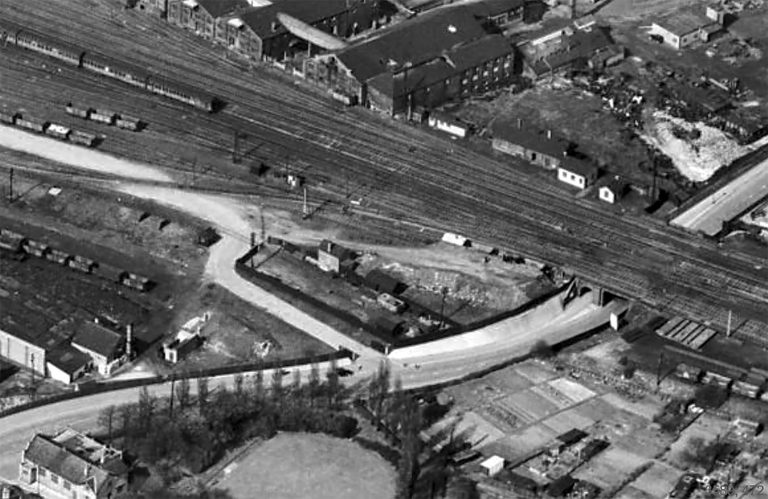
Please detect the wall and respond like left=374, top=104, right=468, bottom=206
left=0, top=328, right=46, bottom=375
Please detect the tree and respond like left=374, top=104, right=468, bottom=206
left=138, top=386, right=156, bottom=433
left=176, top=377, right=191, bottom=410
left=234, top=373, right=245, bottom=395
left=326, top=362, right=341, bottom=409
left=198, top=377, right=210, bottom=412
left=395, top=396, right=423, bottom=499
left=369, top=360, right=391, bottom=419
left=271, top=368, right=283, bottom=403
left=530, top=340, right=554, bottom=358
left=308, top=362, right=321, bottom=407
left=98, top=405, right=117, bottom=444
left=694, top=385, right=728, bottom=409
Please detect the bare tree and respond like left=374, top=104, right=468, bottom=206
left=197, top=377, right=210, bottom=412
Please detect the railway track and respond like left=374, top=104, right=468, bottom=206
left=1, top=2, right=767, bottom=333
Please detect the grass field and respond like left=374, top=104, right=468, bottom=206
left=217, top=432, right=395, bottom=499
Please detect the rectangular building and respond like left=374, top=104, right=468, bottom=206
left=650, top=8, right=722, bottom=50
left=71, top=320, right=125, bottom=376
left=491, top=120, right=571, bottom=170
left=167, top=0, right=249, bottom=40
left=557, top=158, right=598, bottom=190
left=19, top=429, right=128, bottom=499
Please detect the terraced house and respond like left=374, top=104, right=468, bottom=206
left=19, top=429, right=128, bottom=499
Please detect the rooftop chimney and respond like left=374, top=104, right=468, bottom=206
left=517, top=118, right=523, bottom=129
left=547, top=129, right=552, bottom=139
left=93, top=317, right=100, bottom=325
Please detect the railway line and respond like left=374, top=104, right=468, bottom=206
left=1, top=1, right=766, bottom=335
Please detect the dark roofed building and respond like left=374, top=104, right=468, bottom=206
left=46, top=345, right=89, bottom=385
left=364, top=269, right=407, bottom=295
left=557, top=428, right=588, bottom=446
left=221, top=0, right=383, bottom=61
left=557, top=157, right=598, bottom=190
left=469, top=0, right=526, bottom=26
left=523, top=26, right=616, bottom=78
left=318, top=239, right=356, bottom=273
left=599, top=178, right=628, bottom=204
left=306, top=6, right=516, bottom=115
left=547, top=475, right=577, bottom=497
left=19, top=429, right=128, bottom=499
left=491, top=120, right=572, bottom=170
left=71, top=320, right=125, bottom=376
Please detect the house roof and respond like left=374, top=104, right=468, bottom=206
left=547, top=475, right=577, bottom=496
left=336, top=5, right=489, bottom=82
left=319, top=240, right=354, bottom=260
left=364, top=269, right=404, bottom=295
left=24, top=435, right=110, bottom=488
left=491, top=121, right=571, bottom=158
left=556, top=428, right=588, bottom=445
left=0, top=302, right=62, bottom=350
left=46, top=345, right=90, bottom=375
left=239, top=0, right=354, bottom=40
left=197, top=0, right=249, bottom=19
left=560, top=157, right=597, bottom=178
left=72, top=322, right=123, bottom=358
left=525, top=27, right=613, bottom=75
left=654, top=11, right=715, bottom=37
left=601, top=177, right=627, bottom=194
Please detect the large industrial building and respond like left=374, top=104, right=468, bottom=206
left=304, top=5, right=517, bottom=117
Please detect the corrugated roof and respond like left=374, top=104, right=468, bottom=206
left=72, top=321, right=123, bottom=358
left=24, top=435, right=109, bottom=487
left=491, top=121, right=571, bottom=158
left=337, top=5, right=489, bottom=82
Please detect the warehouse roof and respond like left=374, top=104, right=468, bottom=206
left=239, top=0, right=354, bottom=39
left=654, top=11, right=715, bottom=37
left=197, top=0, right=249, bottom=19
left=336, top=5, right=489, bottom=82
left=72, top=321, right=123, bottom=358
left=492, top=121, right=571, bottom=158
left=366, top=34, right=513, bottom=97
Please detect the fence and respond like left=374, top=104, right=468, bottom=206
left=0, top=350, right=351, bottom=419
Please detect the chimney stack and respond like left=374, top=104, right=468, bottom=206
left=547, top=129, right=552, bottom=139
left=94, top=317, right=100, bottom=325
left=517, top=118, right=523, bottom=129
left=126, top=323, right=133, bottom=359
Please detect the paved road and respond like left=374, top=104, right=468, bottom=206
left=671, top=153, right=768, bottom=235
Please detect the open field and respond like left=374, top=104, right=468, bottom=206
left=0, top=0, right=767, bottom=339
left=215, top=432, right=395, bottom=499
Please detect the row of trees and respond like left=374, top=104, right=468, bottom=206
left=100, top=363, right=355, bottom=479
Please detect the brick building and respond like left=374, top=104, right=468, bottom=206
left=305, top=6, right=516, bottom=116
left=491, top=120, right=572, bottom=170
left=220, top=0, right=383, bottom=61
left=167, top=0, right=249, bottom=39
left=19, top=429, right=128, bottom=499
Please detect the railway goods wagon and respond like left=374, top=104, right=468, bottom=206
left=45, top=123, right=71, bottom=140
left=14, top=30, right=84, bottom=66
left=65, top=103, right=92, bottom=119
left=68, top=255, right=95, bottom=273
left=93, top=262, right=127, bottom=283
left=122, top=272, right=152, bottom=292
left=23, top=239, right=50, bottom=258
left=15, top=116, right=49, bottom=133
left=146, top=76, right=215, bottom=112
left=116, top=115, right=141, bottom=131
left=0, top=230, right=26, bottom=253
left=46, top=248, right=71, bottom=265
left=90, top=109, right=116, bottom=125
left=69, top=130, right=97, bottom=147
left=0, top=111, right=20, bottom=125
left=81, top=52, right=150, bottom=88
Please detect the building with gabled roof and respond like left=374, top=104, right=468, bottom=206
left=491, top=119, right=572, bottom=170
left=304, top=5, right=516, bottom=115
left=46, top=345, right=90, bottom=385
left=650, top=7, right=723, bottom=50
left=71, top=320, right=125, bottom=377
left=557, top=157, right=598, bottom=190
left=19, top=429, right=128, bottom=499
left=167, top=0, right=250, bottom=39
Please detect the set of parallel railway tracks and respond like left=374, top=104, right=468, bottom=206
left=1, top=1, right=767, bottom=333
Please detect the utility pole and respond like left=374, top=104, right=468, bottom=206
left=302, top=187, right=308, bottom=217
left=726, top=310, right=733, bottom=337
left=169, top=375, right=176, bottom=419
left=8, top=167, right=14, bottom=203
left=656, top=352, right=664, bottom=388
left=260, top=205, right=266, bottom=242
left=439, top=286, right=449, bottom=330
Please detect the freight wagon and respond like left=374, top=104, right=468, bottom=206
left=15, top=117, right=49, bottom=133
left=0, top=111, right=20, bottom=124
left=45, top=123, right=71, bottom=140
left=46, top=248, right=71, bottom=265
left=23, top=239, right=49, bottom=258
left=90, top=109, right=116, bottom=125
left=68, top=255, right=95, bottom=273
left=115, top=115, right=141, bottom=131
left=65, top=102, right=92, bottom=119
left=69, top=130, right=97, bottom=147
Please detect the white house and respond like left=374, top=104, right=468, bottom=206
left=650, top=8, right=723, bottom=50
left=557, top=158, right=597, bottom=190
left=71, top=319, right=126, bottom=376
left=598, top=178, right=627, bottom=204
left=46, top=345, right=89, bottom=385
left=480, top=455, right=505, bottom=477
left=163, top=313, right=210, bottom=364
left=427, top=111, right=470, bottom=138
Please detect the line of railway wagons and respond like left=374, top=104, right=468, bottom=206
left=0, top=110, right=97, bottom=147
left=66, top=103, right=142, bottom=131
left=0, top=228, right=153, bottom=292
left=0, top=21, right=219, bottom=112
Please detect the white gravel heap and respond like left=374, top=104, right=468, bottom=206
left=641, top=111, right=750, bottom=182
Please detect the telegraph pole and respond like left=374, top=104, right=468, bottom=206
left=8, top=167, right=14, bottom=203
left=726, top=310, right=733, bottom=337
left=302, top=187, right=308, bottom=217
left=260, top=205, right=266, bottom=242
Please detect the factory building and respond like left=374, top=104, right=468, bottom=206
left=649, top=6, right=724, bottom=50
left=304, top=6, right=516, bottom=117
left=219, top=0, right=383, bottom=61
left=167, top=0, right=249, bottom=39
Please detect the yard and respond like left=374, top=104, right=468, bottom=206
left=216, top=432, right=395, bottom=499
